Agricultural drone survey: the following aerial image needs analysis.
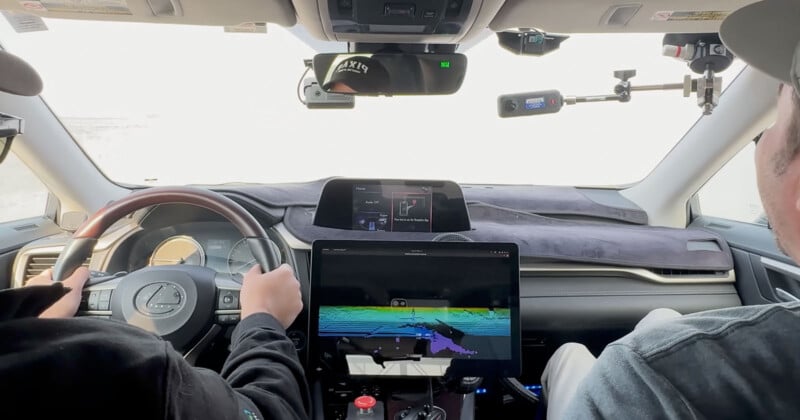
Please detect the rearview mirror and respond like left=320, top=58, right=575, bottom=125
left=313, top=53, right=467, bottom=96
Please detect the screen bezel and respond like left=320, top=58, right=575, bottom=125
left=313, top=179, right=471, bottom=232
left=309, top=240, right=521, bottom=379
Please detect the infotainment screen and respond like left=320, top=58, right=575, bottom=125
left=352, top=184, right=432, bottom=232
left=313, top=179, right=471, bottom=232
left=310, top=240, right=520, bottom=378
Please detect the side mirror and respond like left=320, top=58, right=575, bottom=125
left=313, top=53, right=467, bottom=96
left=0, top=49, right=43, bottom=96
left=0, top=49, right=42, bottom=165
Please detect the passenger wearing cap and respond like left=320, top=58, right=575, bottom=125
left=323, top=55, right=391, bottom=94
left=541, top=1, right=800, bottom=418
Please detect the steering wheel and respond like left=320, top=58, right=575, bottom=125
left=51, top=186, right=279, bottom=360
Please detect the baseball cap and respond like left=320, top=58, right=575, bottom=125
left=720, top=0, right=800, bottom=94
left=322, top=55, right=391, bottom=94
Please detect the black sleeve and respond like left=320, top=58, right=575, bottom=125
left=163, top=313, right=310, bottom=420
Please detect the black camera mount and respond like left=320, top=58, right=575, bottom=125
left=662, top=33, right=735, bottom=115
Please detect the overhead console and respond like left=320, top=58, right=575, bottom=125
left=328, top=0, right=472, bottom=36
left=314, top=178, right=471, bottom=232
left=293, top=0, right=505, bottom=43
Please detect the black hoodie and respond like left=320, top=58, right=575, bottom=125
left=0, top=283, right=310, bottom=420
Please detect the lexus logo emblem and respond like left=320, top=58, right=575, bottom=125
left=134, top=282, right=185, bottom=316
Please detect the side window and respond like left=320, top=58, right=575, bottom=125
left=697, top=142, right=765, bottom=225
left=0, top=151, right=50, bottom=223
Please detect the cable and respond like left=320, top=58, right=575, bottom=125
left=429, top=377, right=434, bottom=408
left=500, top=377, right=540, bottom=405
left=427, top=377, right=446, bottom=420
left=296, top=66, right=311, bottom=105
left=0, top=135, right=13, bottom=164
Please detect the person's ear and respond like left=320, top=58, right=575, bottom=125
left=793, top=170, right=800, bottom=214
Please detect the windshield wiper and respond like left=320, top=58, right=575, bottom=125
left=338, top=337, right=421, bottom=368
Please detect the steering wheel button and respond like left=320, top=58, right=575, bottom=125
left=216, top=314, right=240, bottom=325
left=97, top=289, right=111, bottom=311
left=99, top=289, right=112, bottom=301
left=217, top=290, right=239, bottom=310
left=79, top=291, right=90, bottom=310
left=87, top=291, right=100, bottom=311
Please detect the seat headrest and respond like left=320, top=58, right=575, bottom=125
left=0, top=50, right=43, bottom=96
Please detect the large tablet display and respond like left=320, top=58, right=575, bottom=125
left=310, top=240, right=520, bottom=378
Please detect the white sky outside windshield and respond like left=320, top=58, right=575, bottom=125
left=0, top=18, right=744, bottom=186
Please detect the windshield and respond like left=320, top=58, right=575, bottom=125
left=0, top=18, right=744, bottom=186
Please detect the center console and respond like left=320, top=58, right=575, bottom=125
left=310, top=240, right=520, bottom=419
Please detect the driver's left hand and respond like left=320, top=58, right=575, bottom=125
left=26, top=267, right=90, bottom=318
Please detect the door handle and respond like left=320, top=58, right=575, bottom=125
left=760, top=257, right=800, bottom=302
left=775, top=288, right=800, bottom=303
left=761, top=257, right=800, bottom=280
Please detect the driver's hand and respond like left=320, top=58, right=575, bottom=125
left=26, top=267, right=91, bottom=318
left=240, top=264, right=303, bottom=329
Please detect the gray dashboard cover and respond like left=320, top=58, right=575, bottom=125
left=224, top=179, right=648, bottom=224
left=462, top=185, right=648, bottom=224
left=285, top=203, right=732, bottom=271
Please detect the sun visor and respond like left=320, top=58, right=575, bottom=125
left=490, top=0, right=756, bottom=34
left=0, top=0, right=297, bottom=27
left=0, top=49, right=42, bottom=96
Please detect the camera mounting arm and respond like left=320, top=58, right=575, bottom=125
left=562, top=70, right=696, bottom=105
left=498, top=70, right=705, bottom=118
left=497, top=33, right=733, bottom=118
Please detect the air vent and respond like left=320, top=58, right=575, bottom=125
left=601, top=4, right=642, bottom=26
left=146, top=0, right=183, bottom=17
left=24, top=254, right=90, bottom=284
left=14, top=223, right=39, bottom=231
left=652, top=268, right=725, bottom=276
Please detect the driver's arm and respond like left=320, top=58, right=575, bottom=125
left=161, top=264, right=310, bottom=420
left=163, top=314, right=310, bottom=420
left=26, top=268, right=90, bottom=317
left=29, top=264, right=309, bottom=420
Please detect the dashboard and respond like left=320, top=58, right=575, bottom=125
left=11, top=178, right=742, bottom=408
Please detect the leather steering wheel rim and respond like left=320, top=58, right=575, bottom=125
left=52, top=186, right=278, bottom=282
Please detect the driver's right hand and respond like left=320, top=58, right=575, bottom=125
left=240, top=264, right=303, bottom=329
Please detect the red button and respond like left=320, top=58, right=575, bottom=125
left=354, top=396, right=377, bottom=410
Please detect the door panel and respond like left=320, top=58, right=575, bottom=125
left=692, top=215, right=794, bottom=306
